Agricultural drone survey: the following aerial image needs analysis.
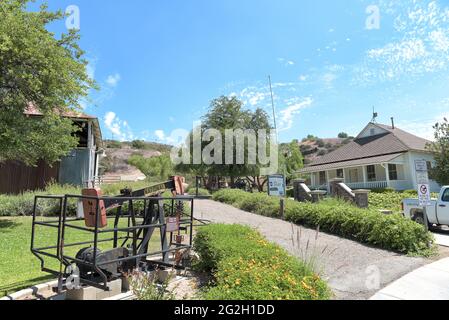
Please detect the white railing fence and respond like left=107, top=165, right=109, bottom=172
left=311, top=180, right=410, bottom=191
left=86, top=176, right=122, bottom=188
left=345, top=181, right=388, bottom=190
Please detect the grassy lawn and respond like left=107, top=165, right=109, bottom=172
left=0, top=216, right=162, bottom=297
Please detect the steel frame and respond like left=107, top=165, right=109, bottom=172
left=31, top=193, right=195, bottom=291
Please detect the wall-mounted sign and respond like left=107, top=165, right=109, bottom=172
left=416, top=171, right=430, bottom=185
left=268, top=175, right=286, bottom=197
left=415, top=160, right=428, bottom=172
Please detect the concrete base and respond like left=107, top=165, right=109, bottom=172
left=66, top=279, right=122, bottom=301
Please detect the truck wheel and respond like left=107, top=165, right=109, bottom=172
left=412, top=213, right=429, bottom=231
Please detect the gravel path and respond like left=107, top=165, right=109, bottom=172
left=194, top=199, right=430, bottom=300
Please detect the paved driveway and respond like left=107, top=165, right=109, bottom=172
left=432, top=227, right=449, bottom=247
left=194, top=199, right=429, bottom=300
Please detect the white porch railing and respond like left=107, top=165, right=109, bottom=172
left=311, top=180, right=410, bottom=191
left=345, top=181, right=388, bottom=190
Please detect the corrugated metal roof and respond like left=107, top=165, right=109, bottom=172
left=299, top=153, right=404, bottom=173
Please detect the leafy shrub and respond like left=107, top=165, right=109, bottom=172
left=129, top=271, right=175, bottom=300
left=212, top=189, right=435, bottom=256
left=131, top=140, right=146, bottom=150
left=186, top=186, right=211, bottom=196
left=368, top=190, right=427, bottom=212
left=194, top=224, right=330, bottom=300
left=0, top=181, right=152, bottom=217
left=106, top=140, right=122, bottom=149
left=128, top=154, right=174, bottom=180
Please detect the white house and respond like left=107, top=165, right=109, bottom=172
left=299, top=122, right=440, bottom=192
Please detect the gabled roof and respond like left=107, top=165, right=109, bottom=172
left=373, top=123, right=430, bottom=151
left=24, top=103, right=97, bottom=120
left=301, top=122, right=431, bottom=172
left=24, top=103, right=103, bottom=149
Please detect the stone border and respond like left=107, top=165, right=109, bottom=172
left=0, top=280, right=59, bottom=301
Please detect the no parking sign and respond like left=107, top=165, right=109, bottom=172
left=418, top=184, right=431, bottom=206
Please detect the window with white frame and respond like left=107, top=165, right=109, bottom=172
left=367, top=165, right=376, bottom=181
left=388, top=164, right=398, bottom=181
left=336, top=169, right=344, bottom=178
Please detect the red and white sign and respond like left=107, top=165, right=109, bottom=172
left=418, top=184, right=431, bottom=206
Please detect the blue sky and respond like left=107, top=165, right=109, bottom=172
left=41, top=0, right=449, bottom=143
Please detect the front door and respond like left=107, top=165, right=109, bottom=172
left=437, top=188, right=449, bottom=225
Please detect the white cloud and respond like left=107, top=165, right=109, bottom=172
left=429, top=30, right=449, bottom=52
left=238, top=87, right=270, bottom=107
left=277, top=58, right=295, bottom=66
left=356, top=1, right=449, bottom=84
left=397, top=112, right=449, bottom=141
left=103, top=111, right=134, bottom=141
left=279, top=97, right=313, bottom=131
left=155, top=130, right=165, bottom=141
left=299, top=75, right=308, bottom=81
left=106, top=73, right=121, bottom=87
left=368, top=39, right=427, bottom=63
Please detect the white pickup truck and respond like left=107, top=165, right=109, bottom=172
left=403, top=186, right=449, bottom=229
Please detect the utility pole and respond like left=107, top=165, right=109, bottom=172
left=268, top=75, right=278, bottom=144
left=269, top=75, right=283, bottom=179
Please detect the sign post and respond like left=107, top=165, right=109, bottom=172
left=415, top=160, right=431, bottom=207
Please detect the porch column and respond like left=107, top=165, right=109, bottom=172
left=385, top=163, right=391, bottom=188
left=362, top=166, right=367, bottom=185
left=311, top=173, right=316, bottom=187
left=326, top=171, right=330, bottom=193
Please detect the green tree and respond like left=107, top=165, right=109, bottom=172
left=175, top=96, right=273, bottom=190
left=0, top=0, right=96, bottom=165
left=129, top=154, right=174, bottom=181
left=338, top=132, right=349, bottom=138
left=427, top=118, right=449, bottom=185
left=279, top=141, right=304, bottom=182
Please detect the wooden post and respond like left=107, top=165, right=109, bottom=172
left=280, top=198, right=285, bottom=220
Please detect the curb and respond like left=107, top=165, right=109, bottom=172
left=1, top=280, right=58, bottom=301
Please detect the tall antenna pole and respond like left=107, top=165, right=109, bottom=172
left=268, top=75, right=278, bottom=144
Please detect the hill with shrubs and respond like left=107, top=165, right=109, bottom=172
left=299, top=133, right=354, bottom=165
